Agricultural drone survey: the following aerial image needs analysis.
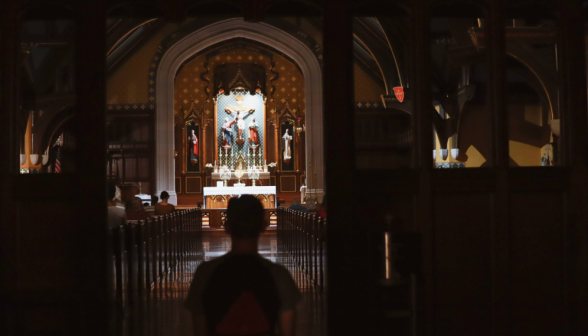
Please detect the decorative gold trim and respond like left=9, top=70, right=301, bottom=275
left=278, top=103, right=297, bottom=119
left=279, top=175, right=297, bottom=193
left=263, top=103, right=267, bottom=165
left=354, top=34, right=389, bottom=95
left=214, top=101, right=218, bottom=163
left=186, top=176, right=203, bottom=194
left=185, top=118, right=200, bottom=126
left=107, top=18, right=158, bottom=56
left=256, top=194, right=268, bottom=201
left=373, top=18, right=403, bottom=87
left=506, top=52, right=554, bottom=119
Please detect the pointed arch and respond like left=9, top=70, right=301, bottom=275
left=155, top=18, right=324, bottom=204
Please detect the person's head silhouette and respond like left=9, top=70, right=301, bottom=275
left=225, top=195, right=266, bottom=239
left=186, top=195, right=300, bottom=336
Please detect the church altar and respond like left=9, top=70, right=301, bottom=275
left=211, top=171, right=270, bottom=181
left=203, top=186, right=277, bottom=209
left=174, top=59, right=306, bottom=202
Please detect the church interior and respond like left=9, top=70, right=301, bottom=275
left=2, top=0, right=588, bottom=335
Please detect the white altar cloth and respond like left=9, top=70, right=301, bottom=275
left=203, top=186, right=277, bottom=208
left=136, top=194, right=152, bottom=205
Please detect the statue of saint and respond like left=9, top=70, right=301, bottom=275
left=282, top=129, right=292, bottom=161
left=222, top=117, right=236, bottom=146
left=188, top=129, right=198, bottom=164
left=300, top=183, right=306, bottom=204
left=248, top=117, right=259, bottom=145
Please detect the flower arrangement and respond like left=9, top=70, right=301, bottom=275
left=205, top=163, right=213, bottom=168
left=268, top=162, right=277, bottom=168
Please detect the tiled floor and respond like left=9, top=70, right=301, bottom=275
left=134, top=231, right=324, bottom=336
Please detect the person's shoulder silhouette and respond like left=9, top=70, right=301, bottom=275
left=186, top=195, right=300, bottom=336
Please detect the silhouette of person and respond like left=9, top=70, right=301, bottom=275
left=186, top=195, right=300, bottom=336
left=288, top=199, right=308, bottom=213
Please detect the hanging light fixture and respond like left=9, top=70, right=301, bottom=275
left=20, top=154, right=27, bottom=165
left=30, top=154, right=39, bottom=165
left=440, top=149, right=448, bottom=160
left=451, top=148, right=459, bottom=159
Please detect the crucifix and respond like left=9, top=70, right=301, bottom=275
left=225, top=93, right=255, bottom=145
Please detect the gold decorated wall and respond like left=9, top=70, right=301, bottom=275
left=354, top=63, right=386, bottom=101
left=107, top=23, right=179, bottom=104
left=174, top=42, right=306, bottom=120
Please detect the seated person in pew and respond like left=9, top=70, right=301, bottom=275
left=107, top=183, right=126, bottom=228
left=288, top=199, right=308, bottom=213
left=155, top=191, right=175, bottom=215
left=144, top=195, right=158, bottom=214
left=316, top=194, right=326, bottom=219
left=126, top=197, right=152, bottom=221
left=186, top=195, right=301, bottom=336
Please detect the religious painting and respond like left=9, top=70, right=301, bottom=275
left=186, top=124, right=200, bottom=172
left=280, top=122, right=295, bottom=171
left=216, top=92, right=265, bottom=168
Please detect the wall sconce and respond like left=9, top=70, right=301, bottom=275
left=451, top=148, right=459, bottom=159
left=174, top=151, right=178, bottom=158
left=295, top=126, right=303, bottom=134
left=20, top=154, right=27, bottom=165
left=30, top=154, right=39, bottom=166
left=440, top=149, right=448, bottom=160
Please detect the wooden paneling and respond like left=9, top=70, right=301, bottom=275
left=205, top=195, right=228, bottom=209
left=270, top=176, right=276, bottom=186
left=433, top=193, right=492, bottom=336
left=204, top=208, right=276, bottom=228
left=17, top=201, right=80, bottom=293
left=175, top=177, right=181, bottom=194
left=279, top=175, right=297, bottom=193
left=186, top=176, right=202, bottom=194
left=510, top=192, right=566, bottom=335
left=206, top=176, right=211, bottom=187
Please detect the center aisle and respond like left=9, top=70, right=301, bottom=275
left=168, top=231, right=323, bottom=336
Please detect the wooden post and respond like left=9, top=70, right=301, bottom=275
left=75, top=1, right=109, bottom=333
left=558, top=0, right=588, bottom=333
left=275, top=116, right=279, bottom=171
left=263, top=102, right=267, bottom=166
left=486, top=1, right=510, bottom=334
left=202, top=120, right=207, bottom=170
left=213, top=100, right=218, bottom=164
left=323, top=0, right=364, bottom=333
left=410, top=1, right=434, bottom=333
left=0, top=0, right=20, bottom=327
